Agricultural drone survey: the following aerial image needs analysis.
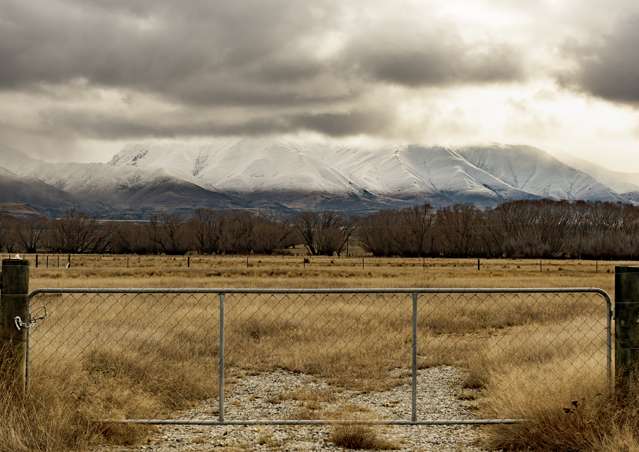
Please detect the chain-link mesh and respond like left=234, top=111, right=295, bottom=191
left=27, top=289, right=610, bottom=424
left=28, top=292, right=219, bottom=420
left=416, top=292, right=609, bottom=415
left=224, top=292, right=411, bottom=421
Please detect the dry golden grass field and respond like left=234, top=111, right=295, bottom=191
left=2, top=255, right=638, bottom=451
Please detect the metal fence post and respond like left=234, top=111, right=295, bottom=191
left=0, top=259, right=30, bottom=393
left=411, top=293, right=418, bottom=423
left=615, top=266, right=639, bottom=394
left=218, top=293, right=225, bottom=423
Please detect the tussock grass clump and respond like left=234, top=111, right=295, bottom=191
left=281, top=387, right=337, bottom=403
left=329, top=424, right=399, bottom=450
left=481, top=367, right=639, bottom=450
left=8, top=321, right=219, bottom=451
left=0, top=359, right=147, bottom=452
left=485, top=388, right=639, bottom=451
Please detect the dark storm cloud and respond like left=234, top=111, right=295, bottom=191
left=40, top=108, right=393, bottom=139
left=0, top=1, right=525, bottom=101
left=0, top=0, right=347, bottom=106
left=344, top=32, right=524, bottom=87
left=40, top=110, right=290, bottom=138
left=562, top=15, right=639, bottom=104
left=291, top=111, right=393, bottom=136
left=0, top=0, right=528, bottom=143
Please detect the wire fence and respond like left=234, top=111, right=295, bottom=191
left=7, top=253, right=629, bottom=274
left=27, top=288, right=611, bottom=426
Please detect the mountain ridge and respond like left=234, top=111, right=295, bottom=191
left=0, top=140, right=637, bottom=218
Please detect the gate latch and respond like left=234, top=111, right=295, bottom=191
left=14, top=307, right=47, bottom=331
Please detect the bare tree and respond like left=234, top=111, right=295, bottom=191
left=295, top=212, right=355, bottom=256
left=250, top=217, right=294, bottom=254
left=147, top=213, right=188, bottom=255
left=51, top=210, right=110, bottom=253
left=0, top=216, right=19, bottom=252
left=191, top=209, right=222, bottom=254
left=17, top=218, right=47, bottom=253
left=435, top=205, right=482, bottom=257
left=0, top=216, right=8, bottom=252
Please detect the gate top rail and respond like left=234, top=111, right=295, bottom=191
left=29, top=286, right=611, bottom=298
left=30, top=287, right=612, bottom=314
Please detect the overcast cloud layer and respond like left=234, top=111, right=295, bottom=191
left=0, top=0, right=638, bottom=169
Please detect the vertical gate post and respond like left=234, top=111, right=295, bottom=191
left=0, top=258, right=30, bottom=393
left=615, top=267, right=639, bottom=394
left=411, top=293, right=418, bottom=423
left=218, top=293, right=225, bottom=423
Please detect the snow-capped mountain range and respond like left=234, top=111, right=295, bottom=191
left=0, top=138, right=637, bottom=218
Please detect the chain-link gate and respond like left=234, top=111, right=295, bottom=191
left=26, top=288, right=611, bottom=426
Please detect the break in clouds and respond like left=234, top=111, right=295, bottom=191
left=0, top=0, right=638, bottom=163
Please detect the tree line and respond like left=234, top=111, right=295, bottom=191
left=359, top=201, right=639, bottom=259
left=2, top=200, right=639, bottom=259
left=0, top=209, right=296, bottom=255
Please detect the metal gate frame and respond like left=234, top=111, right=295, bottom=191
left=28, top=287, right=612, bottom=426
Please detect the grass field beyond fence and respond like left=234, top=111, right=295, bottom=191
left=0, top=256, right=634, bottom=451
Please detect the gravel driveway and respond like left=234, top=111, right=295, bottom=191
left=99, top=366, right=486, bottom=451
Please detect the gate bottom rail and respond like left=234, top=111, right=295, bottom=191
left=101, top=418, right=525, bottom=426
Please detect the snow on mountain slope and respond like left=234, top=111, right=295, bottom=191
left=337, top=145, right=534, bottom=200
left=554, top=154, right=639, bottom=194
left=0, top=166, right=15, bottom=178
left=458, top=145, right=622, bottom=202
left=110, top=140, right=234, bottom=182
left=1, top=139, right=631, bottom=218
left=195, top=138, right=353, bottom=192
left=0, top=149, right=177, bottom=196
left=111, top=139, right=538, bottom=202
left=112, top=138, right=355, bottom=193
left=0, top=150, right=239, bottom=214
left=0, top=164, right=75, bottom=213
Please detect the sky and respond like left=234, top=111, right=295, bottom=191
left=1, top=0, right=639, bottom=171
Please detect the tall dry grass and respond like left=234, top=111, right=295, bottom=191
left=1, top=255, right=634, bottom=450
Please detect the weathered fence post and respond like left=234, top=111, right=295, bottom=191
left=615, top=266, right=639, bottom=394
left=0, top=258, right=30, bottom=393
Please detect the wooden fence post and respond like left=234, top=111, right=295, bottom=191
left=0, top=258, right=30, bottom=393
left=615, top=266, right=639, bottom=394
